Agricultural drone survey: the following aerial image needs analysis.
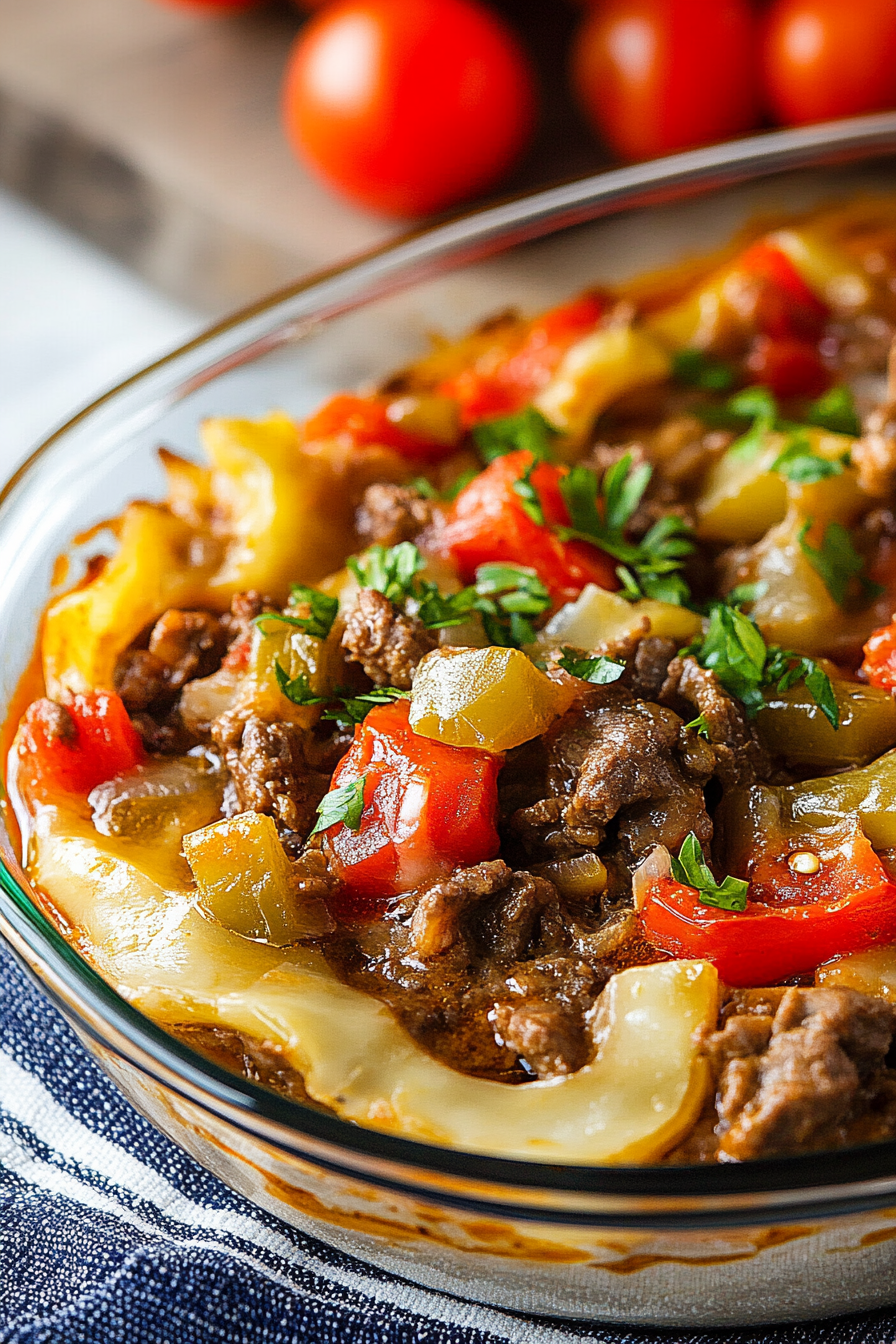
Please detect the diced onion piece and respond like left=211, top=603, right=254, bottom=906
left=183, top=812, right=332, bottom=945
left=632, top=844, right=671, bottom=912
left=534, top=852, right=607, bottom=901
left=534, top=326, right=671, bottom=442
left=90, top=757, right=223, bottom=845
left=180, top=666, right=243, bottom=734
left=816, top=944, right=896, bottom=999
left=538, top=584, right=702, bottom=651
left=409, top=646, right=575, bottom=752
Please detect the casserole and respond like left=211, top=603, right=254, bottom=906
left=4, top=116, right=896, bottom=1325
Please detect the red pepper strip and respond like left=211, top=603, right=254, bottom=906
left=320, top=699, right=501, bottom=918
left=861, top=619, right=896, bottom=692
left=15, top=691, right=145, bottom=803
left=439, top=449, right=619, bottom=608
left=302, top=393, right=456, bottom=463
left=735, top=240, right=830, bottom=342
left=640, top=828, right=896, bottom=987
left=743, top=334, right=831, bottom=399
left=437, top=294, right=605, bottom=427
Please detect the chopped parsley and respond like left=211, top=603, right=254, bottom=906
left=253, top=585, right=339, bottom=642
left=323, top=686, right=410, bottom=730
left=797, top=519, right=883, bottom=608
left=557, top=454, right=694, bottom=605
left=685, top=712, right=711, bottom=740
left=512, top=459, right=545, bottom=525
left=672, top=348, right=736, bottom=392
left=443, top=467, right=478, bottom=501
left=683, top=601, right=839, bottom=728
left=409, top=475, right=440, bottom=500
left=725, top=386, right=779, bottom=461
left=805, top=385, right=861, bottom=438
left=671, top=832, right=749, bottom=912
left=472, top=563, right=551, bottom=647
left=771, top=433, right=846, bottom=484
left=557, top=647, right=625, bottom=684
left=348, top=542, right=425, bottom=605
left=726, top=581, right=767, bottom=608
left=274, top=664, right=327, bottom=707
left=472, top=406, right=557, bottom=465
left=309, top=776, right=367, bottom=837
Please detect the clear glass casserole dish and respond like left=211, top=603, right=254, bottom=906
left=4, top=115, right=896, bottom=1327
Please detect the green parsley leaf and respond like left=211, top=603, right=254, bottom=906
left=672, top=348, right=736, bottom=391
left=409, top=476, right=440, bottom=500
left=287, top=585, right=339, bottom=640
left=443, top=468, right=478, bottom=501
left=771, top=433, right=845, bottom=484
left=726, top=581, right=767, bottom=608
left=472, top=563, right=551, bottom=648
left=309, top=776, right=367, bottom=837
left=805, top=385, right=861, bottom=438
left=557, top=647, right=625, bottom=684
left=322, top=686, right=410, bottom=730
left=348, top=542, right=425, bottom=605
left=512, top=459, right=545, bottom=525
left=670, top=832, right=749, bottom=912
left=797, top=519, right=883, bottom=608
left=472, top=407, right=557, bottom=465
left=685, top=713, right=711, bottom=740
left=726, top=386, right=779, bottom=461
left=274, top=663, right=327, bottom=707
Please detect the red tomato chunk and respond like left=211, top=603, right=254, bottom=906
left=15, top=691, right=144, bottom=802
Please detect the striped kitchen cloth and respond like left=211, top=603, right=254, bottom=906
left=0, top=939, right=894, bottom=1344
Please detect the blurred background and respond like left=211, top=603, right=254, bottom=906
left=1, top=0, right=894, bottom=464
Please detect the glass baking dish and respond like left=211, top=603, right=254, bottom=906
left=4, top=114, right=896, bottom=1327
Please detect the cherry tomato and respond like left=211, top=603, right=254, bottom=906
left=281, top=0, right=536, bottom=217
left=571, top=0, right=759, bottom=162
left=440, top=449, right=620, bottom=608
left=15, top=692, right=144, bottom=804
left=320, top=699, right=501, bottom=915
left=762, top=0, right=896, bottom=127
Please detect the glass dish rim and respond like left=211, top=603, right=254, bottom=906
left=4, top=113, right=896, bottom=1215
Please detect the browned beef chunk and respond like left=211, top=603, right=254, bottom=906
left=660, top=654, right=770, bottom=788
left=622, top=636, right=679, bottom=701
left=355, top=482, right=435, bottom=549
left=221, top=590, right=272, bottom=650
left=211, top=712, right=330, bottom=839
left=327, top=861, right=609, bottom=1082
left=698, top=986, right=896, bottom=1161
left=116, top=609, right=226, bottom=713
left=512, top=684, right=714, bottom=869
left=341, top=588, right=436, bottom=689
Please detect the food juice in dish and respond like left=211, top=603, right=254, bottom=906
left=10, top=194, right=896, bottom=1165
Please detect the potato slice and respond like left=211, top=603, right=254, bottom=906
left=183, top=812, right=332, bottom=944
left=538, top=583, right=702, bottom=650
left=29, top=804, right=717, bottom=1163
left=409, top=646, right=575, bottom=751
left=534, top=326, right=671, bottom=442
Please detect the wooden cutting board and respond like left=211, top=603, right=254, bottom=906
left=0, top=0, right=610, bottom=313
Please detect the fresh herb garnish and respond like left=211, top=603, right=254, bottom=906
left=443, top=468, right=478, bottom=501
left=322, top=686, right=411, bottom=730
left=348, top=542, right=425, bottom=605
left=683, top=601, right=839, bottom=728
left=726, top=581, right=767, bottom=608
left=672, top=348, right=736, bottom=392
left=805, top=385, right=861, bottom=438
left=512, top=459, right=545, bottom=525
left=557, top=454, right=694, bottom=605
left=253, top=586, right=339, bottom=642
left=726, top=386, right=780, bottom=461
left=309, top=776, right=367, bottom=837
left=274, top=664, right=327, bottom=707
left=797, top=519, right=883, bottom=608
left=685, top=712, right=711, bottom=740
left=473, top=563, right=551, bottom=647
left=671, top=832, right=749, bottom=912
left=409, top=475, right=440, bottom=500
left=557, top=647, right=625, bottom=684
left=472, top=406, right=557, bottom=465
left=771, top=433, right=845, bottom=484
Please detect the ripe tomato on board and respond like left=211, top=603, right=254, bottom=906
left=281, top=0, right=536, bottom=217
left=761, top=0, right=896, bottom=127
left=570, top=0, right=759, bottom=162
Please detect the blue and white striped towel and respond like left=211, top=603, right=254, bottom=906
left=0, top=940, right=893, bottom=1344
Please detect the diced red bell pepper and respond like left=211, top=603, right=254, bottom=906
left=640, top=827, right=896, bottom=987
left=743, top=334, right=831, bottom=399
left=861, top=620, right=896, bottom=692
left=439, top=449, right=619, bottom=608
left=735, top=240, right=830, bottom=342
left=15, top=691, right=145, bottom=803
left=302, top=393, right=455, bottom=463
left=437, top=294, right=605, bottom=427
left=319, top=698, right=501, bottom=918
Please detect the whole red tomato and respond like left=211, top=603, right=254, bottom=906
left=761, top=0, right=896, bottom=126
left=281, top=0, right=536, bottom=217
left=571, top=0, right=759, bottom=162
